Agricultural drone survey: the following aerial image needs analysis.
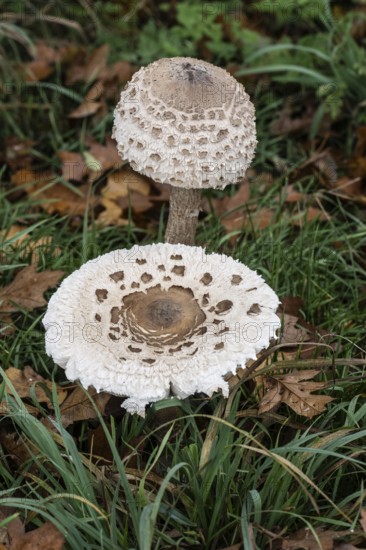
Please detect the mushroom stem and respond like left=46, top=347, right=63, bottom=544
left=165, top=187, right=201, bottom=245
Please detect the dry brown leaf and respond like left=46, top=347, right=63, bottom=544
left=11, top=169, right=97, bottom=216
left=22, top=60, right=53, bottom=82
left=221, top=207, right=276, bottom=237
left=4, top=138, right=34, bottom=170
left=58, top=151, right=85, bottom=182
left=99, top=60, right=134, bottom=84
left=360, top=509, right=366, bottom=534
left=68, top=101, right=102, bottom=118
left=9, top=520, right=64, bottom=550
left=334, top=544, right=361, bottom=550
left=281, top=527, right=345, bottom=550
left=60, top=386, right=111, bottom=427
left=84, top=44, right=109, bottom=82
left=213, top=180, right=250, bottom=216
left=280, top=314, right=310, bottom=346
left=1, top=225, right=60, bottom=264
left=327, top=176, right=366, bottom=205
left=246, top=207, right=277, bottom=229
left=97, top=198, right=128, bottom=227
left=283, top=185, right=305, bottom=204
left=65, top=45, right=110, bottom=85
left=278, top=296, right=304, bottom=317
left=0, top=313, right=15, bottom=337
left=0, top=431, right=39, bottom=472
left=258, top=369, right=333, bottom=418
left=88, top=424, right=114, bottom=463
left=0, top=264, right=64, bottom=314
left=4, top=366, right=67, bottom=408
left=5, top=515, right=24, bottom=544
left=117, top=192, right=154, bottom=214
left=32, top=41, right=59, bottom=63
left=271, top=102, right=320, bottom=136
left=97, top=167, right=152, bottom=225
left=291, top=207, right=331, bottom=226
left=104, top=168, right=150, bottom=199
left=86, top=137, right=121, bottom=172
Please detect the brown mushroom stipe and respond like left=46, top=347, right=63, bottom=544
left=113, top=57, right=257, bottom=245
left=165, top=187, right=202, bottom=245
left=44, top=243, right=280, bottom=416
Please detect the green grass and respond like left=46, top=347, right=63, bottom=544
left=1, top=171, right=366, bottom=548
left=1, top=1, right=366, bottom=548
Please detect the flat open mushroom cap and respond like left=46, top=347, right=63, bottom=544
left=43, top=244, right=279, bottom=415
left=113, top=57, right=256, bottom=189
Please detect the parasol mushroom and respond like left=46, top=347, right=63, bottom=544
left=112, top=57, right=256, bottom=245
left=43, top=243, right=280, bottom=416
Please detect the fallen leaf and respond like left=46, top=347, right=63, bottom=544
left=271, top=102, right=319, bottom=136
left=360, top=509, right=366, bottom=534
left=32, top=41, right=59, bottom=63
left=334, top=544, right=361, bottom=550
left=84, top=81, right=104, bottom=102
left=278, top=296, right=304, bottom=317
left=68, top=100, right=102, bottom=118
left=291, top=206, right=331, bottom=226
left=65, top=44, right=109, bottom=85
left=1, top=225, right=60, bottom=264
left=212, top=180, right=250, bottom=216
left=60, top=386, right=111, bottom=427
left=117, top=191, right=153, bottom=214
left=11, top=169, right=97, bottom=216
left=0, top=264, right=64, bottom=314
left=327, top=176, right=365, bottom=205
left=104, top=168, right=150, bottom=199
left=6, top=515, right=24, bottom=544
left=4, top=138, right=34, bottom=170
left=88, top=424, right=114, bottom=463
left=0, top=313, right=15, bottom=337
left=97, top=198, right=128, bottom=227
left=0, top=431, right=39, bottom=472
left=97, top=167, right=152, bottom=225
left=283, top=185, right=305, bottom=204
left=258, top=370, right=333, bottom=418
left=4, top=366, right=67, bottom=408
left=58, top=151, right=85, bottom=182
left=279, top=314, right=310, bottom=345
left=281, top=527, right=341, bottom=550
left=22, top=60, right=54, bottom=82
left=9, top=520, right=64, bottom=550
left=99, top=60, right=134, bottom=84
left=0, top=507, right=22, bottom=549
left=84, top=44, right=109, bottom=82
left=86, top=137, right=121, bottom=172
left=218, top=543, right=242, bottom=550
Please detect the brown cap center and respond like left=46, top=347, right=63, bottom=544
left=122, top=284, right=206, bottom=345
left=146, top=299, right=183, bottom=328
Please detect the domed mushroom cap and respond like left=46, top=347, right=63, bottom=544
left=43, top=244, right=279, bottom=415
left=112, top=57, right=256, bottom=190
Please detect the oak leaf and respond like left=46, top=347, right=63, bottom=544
left=8, top=519, right=64, bottom=550
left=60, top=386, right=111, bottom=427
left=11, top=169, right=97, bottom=216
left=1, top=225, right=60, bottom=264
left=281, top=527, right=349, bottom=550
left=68, top=100, right=102, bottom=118
left=4, top=366, right=67, bottom=408
left=0, top=265, right=64, bottom=314
left=258, top=369, right=333, bottom=418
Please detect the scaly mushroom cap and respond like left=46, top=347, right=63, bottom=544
left=112, top=57, right=256, bottom=190
left=43, top=244, right=279, bottom=415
